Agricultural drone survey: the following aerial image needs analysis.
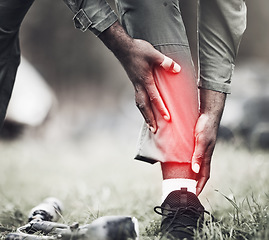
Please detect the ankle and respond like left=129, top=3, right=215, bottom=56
left=161, top=163, right=196, bottom=180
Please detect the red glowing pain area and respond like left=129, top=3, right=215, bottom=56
left=151, top=63, right=199, bottom=164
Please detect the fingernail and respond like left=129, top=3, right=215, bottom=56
left=160, top=56, right=172, bottom=69
left=192, top=163, right=200, bottom=173
left=172, top=63, right=181, bottom=73
left=149, top=126, right=156, bottom=133
left=164, top=115, right=170, bottom=121
left=147, top=124, right=156, bottom=133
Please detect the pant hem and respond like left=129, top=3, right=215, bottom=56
left=134, top=155, right=158, bottom=164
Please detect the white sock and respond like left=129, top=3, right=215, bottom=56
left=162, top=178, right=197, bottom=202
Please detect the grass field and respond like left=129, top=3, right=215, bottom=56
left=0, top=128, right=269, bottom=240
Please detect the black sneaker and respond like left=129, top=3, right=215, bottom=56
left=154, top=188, right=208, bottom=240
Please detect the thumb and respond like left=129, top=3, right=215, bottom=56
left=160, top=55, right=181, bottom=73
left=191, top=135, right=204, bottom=174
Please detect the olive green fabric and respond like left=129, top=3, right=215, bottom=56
left=63, top=0, right=118, bottom=35
left=198, top=0, right=247, bottom=94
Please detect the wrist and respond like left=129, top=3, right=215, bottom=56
left=98, top=21, right=134, bottom=61
left=199, top=88, right=226, bottom=131
left=199, top=88, right=226, bottom=116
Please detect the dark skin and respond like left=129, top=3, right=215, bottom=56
left=193, top=89, right=226, bottom=195
left=99, top=21, right=226, bottom=195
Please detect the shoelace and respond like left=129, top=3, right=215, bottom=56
left=154, top=205, right=213, bottom=236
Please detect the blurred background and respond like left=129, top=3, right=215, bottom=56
left=0, top=0, right=269, bottom=226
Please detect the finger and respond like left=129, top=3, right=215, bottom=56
left=150, top=46, right=181, bottom=73
left=196, top=176, right=208, bottom=196
left=135, top=84, right=157, bottom=133
left=191, top=134, right=205, bottom=173
left=196, top=161, right=210, bottom=195
left=144, top=79, right=170, bottom=121
left=160, top=55, right=181, bottom=73
left=196, top=157, right=211, bottom=195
